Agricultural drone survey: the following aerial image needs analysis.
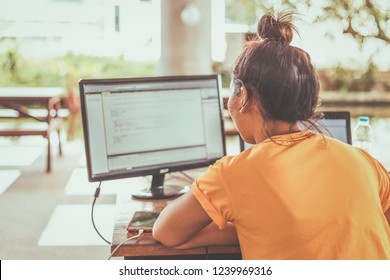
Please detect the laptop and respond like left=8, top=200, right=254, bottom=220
left=315, top=111, right=352, bottom=144
left=240, top=111, right=352, bottom=151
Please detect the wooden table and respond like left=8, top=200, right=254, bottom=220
left=0, top=87, right=66, bottom=172
left=111, top=172, right=242, bottom=260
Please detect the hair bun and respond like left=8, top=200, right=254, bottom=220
left=257, top=12, right=298, bottom=44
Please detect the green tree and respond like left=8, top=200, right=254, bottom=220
left=225, top=0, right=257, bottom=24
left=226, top=0, right=390, bottom=44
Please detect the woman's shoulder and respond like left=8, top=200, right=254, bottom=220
left=214, top=145, right=264, bottom=171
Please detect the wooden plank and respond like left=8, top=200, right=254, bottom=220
left=0, top=87, right=64, bottom=100
left=0, top=109, right=69, bottom=119
left=0, top=122, right=49, bottom=136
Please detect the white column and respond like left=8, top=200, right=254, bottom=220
left=160, top=0, right=212, bottom=75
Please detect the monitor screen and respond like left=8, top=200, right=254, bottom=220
left=239, top=111, right=352, bottom=151
left=79, top=75, right=226, bottom=199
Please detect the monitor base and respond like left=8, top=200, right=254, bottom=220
left=131, top=185, right=189, bottom=200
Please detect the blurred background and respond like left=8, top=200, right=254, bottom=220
left=1, top=0, right=389, bottom=162
left=0, top=0, right=389, bottom=259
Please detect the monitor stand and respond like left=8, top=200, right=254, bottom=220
left=131, top=174, right=189, bottom=200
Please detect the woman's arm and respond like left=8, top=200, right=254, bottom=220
left=152, top=191, right=238, bottom=248
left=174, top=222, right=239, bottom=249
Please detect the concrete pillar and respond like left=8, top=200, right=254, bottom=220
left=160, top=0, right=212, bottom=75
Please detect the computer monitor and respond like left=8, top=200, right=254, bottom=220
left=239, top=111, right=352, bottom=151
left=79, top=75, right=226, bottom=199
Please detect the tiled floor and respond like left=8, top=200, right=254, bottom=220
left=0, top=170, right=21, bottom=195
left=38, top=204, right=115, bottom=246
left=0, top=138, right=116, bottom=260
left=0, top=145, right=43, bottom=166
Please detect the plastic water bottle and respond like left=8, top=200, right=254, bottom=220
left=353, top=116, right=374, bottom=153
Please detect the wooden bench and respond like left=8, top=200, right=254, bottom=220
left=0, top=108, right=69, bottom=119
left=0, top=87, right=68, bottom=172
left=0, top=111, right=68, bottom=172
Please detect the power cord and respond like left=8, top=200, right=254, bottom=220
left=179, top=171, right=195, bottom=183
left=91, top=181, right=111, bottom=245
left=108, top=230, right=144, bottom=260
left=167, top=171, right=195, bottom=184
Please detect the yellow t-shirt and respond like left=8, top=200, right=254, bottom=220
left=192, top=130, right=390, bottom=259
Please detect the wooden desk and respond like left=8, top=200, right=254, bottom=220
left=111, top=174, right=242, bottom=260
left=0, top=87, right=66, bottom=172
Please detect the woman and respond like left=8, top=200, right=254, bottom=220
left=152, top=11, right=390, bottom=259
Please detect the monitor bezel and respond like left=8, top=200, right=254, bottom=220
left=79, top=74, right=226, bottom=182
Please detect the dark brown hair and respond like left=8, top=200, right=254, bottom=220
left=232, top=11, right=322, bottom=126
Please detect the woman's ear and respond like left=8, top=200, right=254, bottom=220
left=239, top=85, right=249, bottom=112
